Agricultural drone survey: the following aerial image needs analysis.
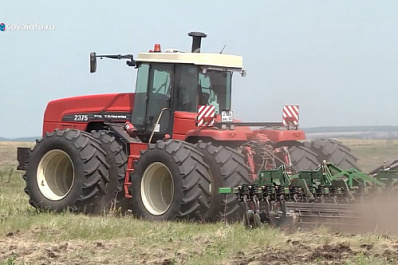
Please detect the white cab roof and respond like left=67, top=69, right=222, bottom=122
left=136, top=52, right=243, bottom=69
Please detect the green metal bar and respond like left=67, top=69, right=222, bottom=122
left=257, top=165, right=292, bottom=186
left=223, top=162, right=395, bottom=199
left=324, top=162, right=386, bottom=188
left=374, top=170, right=398, bottom=186
left=325, top=162, right=343, bottom=175
left=219, top=187, right=233, bottom=194
left=330, top=170, right=386, bottom=188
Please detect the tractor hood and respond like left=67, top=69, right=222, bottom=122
left=44, top=93, right=134, bottom=122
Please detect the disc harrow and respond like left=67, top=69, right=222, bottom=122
left=220, top=161, right=398, bottom=230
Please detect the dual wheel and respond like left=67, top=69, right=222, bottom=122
left=24, top=129, right=127, bottom=213
left=24, top=129, right=358, bottom=221
left=130, top=140, right=251, bottom=221
left=24, top=129, right=250, bottom=222
left=289, top=139, right=359, bottom=172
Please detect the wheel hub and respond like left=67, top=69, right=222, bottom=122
left=141, top=162, right=174, bottom=216
left=37, top=149, right=74, bottom=201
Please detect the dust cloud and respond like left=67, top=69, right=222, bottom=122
left=354, top=195, right=398, bottom=235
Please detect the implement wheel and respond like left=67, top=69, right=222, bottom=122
left=196, top=141, right=251, bottom=222
left=305, top=139, right=359, bottom=170
left=91, top=130, right=127, bottom=213
left=130, top=140, right=211, bottom=221
left=24, top=129, right=109, bottom=213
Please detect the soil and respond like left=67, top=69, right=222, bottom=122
left=2, top=229, right=398, bottom=265
left=231, top=240, right=397, bottom=265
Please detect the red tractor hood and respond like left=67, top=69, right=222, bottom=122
left=44, top=93, right=134, bottom=122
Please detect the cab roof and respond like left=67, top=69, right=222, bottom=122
left=136, top=52, right=243, bottom=70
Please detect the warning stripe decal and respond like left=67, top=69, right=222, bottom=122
left=197, top=105, right=215, bottom=127
left=282, top=105, right=299, bottom=126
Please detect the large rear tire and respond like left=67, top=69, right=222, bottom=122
left=288, top=145, right=320, bottom=173
left=130, top=140, right=211, bottom=221
left=24, top=129, right=109, bottom=213
left=91, top=130, right=128, bottom=213
left=305, top=139, right=359, bottom=170
left=196, top=141, right=251, bottom=222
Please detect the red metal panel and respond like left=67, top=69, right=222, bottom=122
left=42, top=93, right=134, bottom=136
left=44, top=93, right=134, bottom=122
left=252, top=129, right=306, bottom=143
left=185, top=127, right=249, bottom=141
left=172, top=111, right=197, bottom=137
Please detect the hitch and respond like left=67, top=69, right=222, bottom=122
left=17, top=147, right=30, bottom=170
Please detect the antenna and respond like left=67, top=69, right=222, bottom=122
left=220, top=45, right=226, bottom=54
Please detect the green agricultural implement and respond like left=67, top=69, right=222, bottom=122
left=220, top=160, right=398, bottom=231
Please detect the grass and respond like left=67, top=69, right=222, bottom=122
left=0, top=142, right=34, bottom=169
left=342, top=138, right=398, bottom=172
left=1, top=139, right=398, bottom=264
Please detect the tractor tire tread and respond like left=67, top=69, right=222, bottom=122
left=289, top=145, right=320, bottom=172
left=131, top=140, right=211, bottom=220
left=90, top=130, right=128, bottom=213
left=304, top=139, right=359, bottom=170
left=24, top=129, right=109, bottom=213
left=196, top=141, right=251, bottom=221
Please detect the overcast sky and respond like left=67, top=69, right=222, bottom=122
left=1, top=1, right=397, bottom=138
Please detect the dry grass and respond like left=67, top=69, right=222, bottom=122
left=0, top=142, right=34, bottom=169
left=1, top=139, right=398, bottom=264
left=342, top=138, right=398, bottom=172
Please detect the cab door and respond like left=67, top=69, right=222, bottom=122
left=132, top=63, right=174, bottom=142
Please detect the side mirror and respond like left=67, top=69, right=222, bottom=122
left=90, top=52, right=97, bottom=73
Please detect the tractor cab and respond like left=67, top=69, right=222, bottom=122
left=130, top=59, right=242, bottom=142
left=129, top=33, right=245, bottom=142
left=89, top=32, right=245, bottom=143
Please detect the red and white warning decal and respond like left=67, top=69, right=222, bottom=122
left=197, top=105, right=215, bottom=127
left=282, top=105, right=299, bottom=126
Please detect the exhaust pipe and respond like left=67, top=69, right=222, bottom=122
left=188, top=32, right=207, bottom=53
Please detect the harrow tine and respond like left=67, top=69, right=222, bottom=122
left=224, top=161, right=398, bottom=230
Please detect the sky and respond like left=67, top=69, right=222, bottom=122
left=1, top=1, right=398, bottom=138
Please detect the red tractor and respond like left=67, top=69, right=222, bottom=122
left=17, top=32, right=357, bottom=221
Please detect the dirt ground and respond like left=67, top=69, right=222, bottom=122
left=1, top=228, right=398, bottom=265
left=230, top=237, right=398, bottom=265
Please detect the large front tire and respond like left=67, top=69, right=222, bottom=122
left=196, top=141, right=251, bottom=222
left=24, top=129, right=109, bottom=213
left=130, top=140, right=211, bottom=221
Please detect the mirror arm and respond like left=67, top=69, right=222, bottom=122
left=90, top=53, right=136, bottom=73
left=97, top=54, right=134, bottom=60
